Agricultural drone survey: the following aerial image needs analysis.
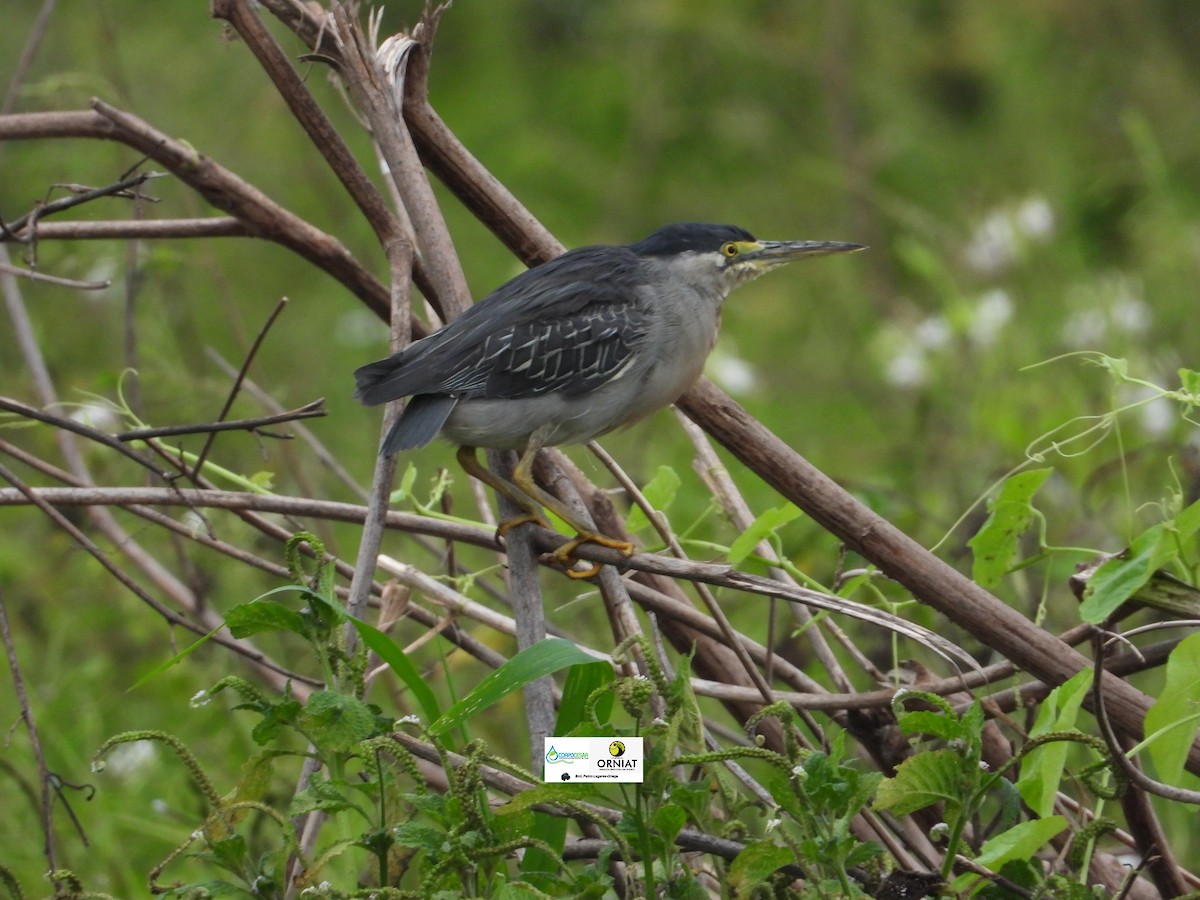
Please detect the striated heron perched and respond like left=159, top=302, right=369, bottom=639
left=355, top=223, right=863, bottom=572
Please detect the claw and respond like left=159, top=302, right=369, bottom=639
left=496, top=511, right=551, bottom=540
left=550, top=531, right=635, bottom=578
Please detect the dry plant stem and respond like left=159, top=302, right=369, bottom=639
left=488, top=448, right=557, bottom=766
left=3, top=169, right=161, bottom=236
left=398, top=19, right=565, bottom=267
left=2, top=249, right=209, bottom=626
left=0, top=395, right=170, bottom=477
left=676, top=410, right=858, bottom=694
left=116, top=401, right=326, bottom=442
left=0, top=262, right=109, bottom=290
left=345, top=238, right=412, bottom=644
left=192, top=296, right=291, bottom=479
left=0, top=461, right=295, bottom=692
left=0, top=486, right=967, bottom=663
left=0, top=583, right=58, bottom=875
left=0, top=442, right=319, bottom=688
left=589, top=441, right=779, bottom=708
left=676, top=377, right=1200, bottom=773
left=0, top=107, right=395, bottom=320
left=332, top=7, right=471, bottom=320
left=210, top=0, right=407, bottom=253
left=3, top=217, right=246, bottom=241
left=205, top=349, right=366, bottom=501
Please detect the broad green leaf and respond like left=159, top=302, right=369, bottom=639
left=896, top=709, right=972, bottom=745
left=1145, top=632, right=1200, bottom=786
left=224, top=600, right=307, bottom=638
left=429, top=638, right=599, bottom=737
left=296, top=690, right=378, bottom=752
left=727, top=502, right=802, bottom=567
left=346, top=615, right=441, bottom=725
left=726, top=841, right=794, bottom=895
left=1080, top=524, right=1172, bottom=623
left=625, top=465, right=682, bottom=533
left=652, top=803, right=688, bottom=846
left=1016, top=669, right=1092, bottom=818
left=968, top=468, right=1052, bottom=587
left=872, top=749, right=964, bottom=817
left=969, top=815, right=1067, bottom=872
left=392, top=821, right=449, bottom=852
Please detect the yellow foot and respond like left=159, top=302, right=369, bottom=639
left=496, top=511, right=551, bottom=541
left=551, top=532, right=635, bottom=579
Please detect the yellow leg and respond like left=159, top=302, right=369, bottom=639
left=455, top=441, right=634, bottom=577
left=455, top=445, right=550, bottom=533
left=509, top=436, right=634, bottom=575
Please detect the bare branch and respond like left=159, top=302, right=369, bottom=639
left=1, top=217, right=247, bottom=241
left=0, top=107, right=396, bottom=321
left=0, top=262, right=110, bottom=290
left=115, top=400, right=326, bottom=442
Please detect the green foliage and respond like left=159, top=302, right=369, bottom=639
left=1144, top=632, right=1200, bottom=788
left=969, top=468, right=1053, bottom=587
left=874, top=689, right=1115, bottom=893
left=6, top=0, right=1200, bottom=891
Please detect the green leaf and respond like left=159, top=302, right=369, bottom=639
left=727, top=502, right=802, bottom=567
left=1144, top=632, right=1200, bottom=787
left=872, top=749, right=964, bottom=817
left=555, top=660, right=614, bottom=735
left=1017, top=669, right=1092, bottom=817
left=297, top=690, right=379, bottom=752
left=727, top=841, right=794, bottom=895
left=1179, top=367, right=1200, bottom=397
left=224, top=600, right=307, bottom=638
left=127, top=625, right=221, bottom=691
left=1080, top=524, right=1173, bottom=622
left=971, top=816, right=1067, bottom=871
left=624, top=465, right=682, bottom=533
left=346, top=615, right=441, bottom=725
left=968, top=468, right=1052, bottom=587
left=391, top=821, right=448, bottom=852
left=429, top=638, right=600, bottom=737
left=288, top=776, right=361, bottom=816
left=652, top=803, right=688, bottom=846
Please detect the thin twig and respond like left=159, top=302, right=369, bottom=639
left=0, top=261, right=110, bottom=289
left=0, top=582, right=58, bottom=872
left=116, top=400, right=327, bottom=442
left=4, top=170, right=164, bottom=236
left=191, top=296, right=289, bottom=478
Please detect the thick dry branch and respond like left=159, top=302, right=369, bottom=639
left=0, top=107, right=393, bottom=320
left=210, top=0, right=408, bottom=254
left=676, top=378, right=1200, bottom=773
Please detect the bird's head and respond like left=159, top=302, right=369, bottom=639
left=630, top=222, right=864, bottom=297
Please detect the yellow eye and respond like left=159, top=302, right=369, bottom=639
left=721, top=242, right=739, bottom=258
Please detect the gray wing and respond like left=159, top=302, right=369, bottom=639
left=451, top=300, right=648, bottom=399
left=355, top=246, right=651, bottom=405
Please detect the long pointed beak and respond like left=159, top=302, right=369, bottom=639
left=751, top=239, right=867, bottom=265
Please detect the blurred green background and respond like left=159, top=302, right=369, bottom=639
left=3, top=0, right=1199, bottom=889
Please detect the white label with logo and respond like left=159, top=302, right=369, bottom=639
left=543, top=737, right=644, bottom=783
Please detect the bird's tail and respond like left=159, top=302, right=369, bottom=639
left=379, top=394, right=459, bottom=456
left=354, top=357, right=408, bottom=406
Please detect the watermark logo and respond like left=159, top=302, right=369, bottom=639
left=543, top=737, right=643, bottom=783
